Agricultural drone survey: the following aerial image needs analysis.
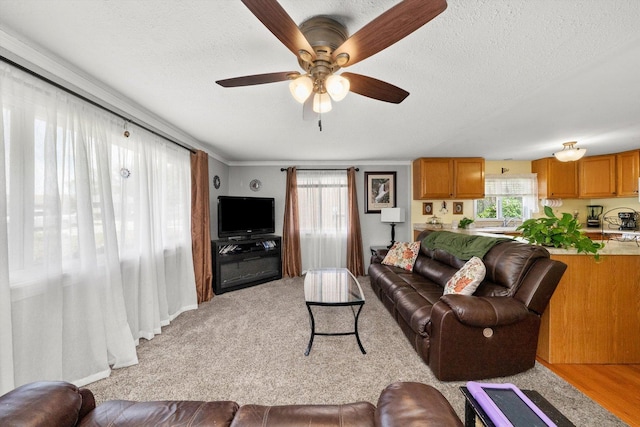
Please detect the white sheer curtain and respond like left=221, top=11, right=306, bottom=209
left=111, top=132, right=197, bottom=342
left=297, top=170, right=348, bottom=271
left=0, top=62, right=196, bottom=394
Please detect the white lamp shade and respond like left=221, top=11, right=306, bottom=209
left=381, top=207, right=405, bottom=223
left=289, top=75, right=313, bottom=103
left=553, top=142, right=587, bottom=162
left=326, top=74, right=350, bottom=101
left=312, top=92, right=332, bottom=113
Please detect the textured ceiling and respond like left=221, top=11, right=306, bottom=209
left=1, top=0, right=639, bottom=164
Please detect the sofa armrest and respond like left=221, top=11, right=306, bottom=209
left=0, top=381, right=93, bottom=427
left=437, top=295, right=529, bottom=328
left=375, top=382, right=462, bottom=427
left=370, top=248, right=388, bottom=265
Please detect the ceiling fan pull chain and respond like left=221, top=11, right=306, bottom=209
left=318, top=112, right=322, bottom=132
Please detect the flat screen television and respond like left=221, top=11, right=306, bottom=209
left=217, top=195, right=275, bottom=239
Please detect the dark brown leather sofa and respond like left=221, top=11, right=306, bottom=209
left=368, top=230, right=567, bottom=381
left=0, top=380, right=463, bottom=427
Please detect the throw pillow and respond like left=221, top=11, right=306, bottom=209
left=381, top=242, right=421, bottom=271
left=443, top=256, right=486, bottom=295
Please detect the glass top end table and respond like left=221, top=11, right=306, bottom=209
left=303, top=268, right=366, bottom=356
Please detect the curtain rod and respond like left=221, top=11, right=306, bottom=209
left=0, top=55, right=196, bottom=154
left=280, top=167, right=359, bottom=172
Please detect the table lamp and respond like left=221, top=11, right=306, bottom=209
left=381, top=207, right=405, bottom=248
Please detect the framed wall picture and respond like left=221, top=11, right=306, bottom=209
left=423, top=202, right=433, bottom=215
left=365, top=171, right=396, bottom=213
left=453, top=202, right=464, bottom=215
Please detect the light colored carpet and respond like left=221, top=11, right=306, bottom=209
left=88, top=276, right=624, bottom=425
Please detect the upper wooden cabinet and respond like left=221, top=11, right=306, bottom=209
left=533, top=149, right=640, bottom=199
left=454, top=158, right=486, bottom=199
left=616, top=149, right=640, bottom=197
left=531, top=157, right=578, bottom=199
left=578, top=154, right=616, bottom=198
left=413, top=157, right=485, bottom=200
left=413, top=158, right=452, bottom=199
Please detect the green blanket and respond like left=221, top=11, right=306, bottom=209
left=422, top=231, right=510, bottom=260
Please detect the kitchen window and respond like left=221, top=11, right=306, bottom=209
left=475, top=174, right=538, bottom=221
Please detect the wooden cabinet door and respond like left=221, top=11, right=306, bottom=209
left=532, top=157, right=578, bottom=199
left=412, top=158, right=453, bottom=199
left=579, top=154, right=616, bottom=198
left=531, top=158, right=549, bottom=199
left=548, top=158, right=578, bottom=198
left=453, top=158, right=485, bottom=199
left=616, top=150, right=640, bottom=197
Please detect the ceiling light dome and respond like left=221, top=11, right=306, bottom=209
left=289, top=75, right=313, bottom=103
left=326, top=74, right=350, bottom=101
left=312, top=92, right=332, bottom=113
left=553, top=141, right=587, bottom=162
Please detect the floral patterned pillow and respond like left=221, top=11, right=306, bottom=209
left=381, top=242, right=421, bottom=271
left=443, top=256, right=486, bottom=295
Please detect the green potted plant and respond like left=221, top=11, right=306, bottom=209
left=516, top=206, right=603, bottom=260
left=458, top=217, right=474, bottom=229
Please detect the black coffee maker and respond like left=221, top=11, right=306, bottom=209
left=618, top=212, right=638, bottom=230
left=586, top=205, right=603, bottom=228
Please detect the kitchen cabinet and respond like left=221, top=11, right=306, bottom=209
left=578, top=154, right=616, bottom=198
left=616, top=149, right=640, bottom=197
left=534, top=149, right=640, bottom=200
left=454, top=158, right=486, bottom=198
left=412, top=157, right=485, bottom=200
left=531, top=157, right=578, bottom=199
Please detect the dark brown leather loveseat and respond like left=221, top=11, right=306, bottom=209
left=0, top=380, right=463, bottom=426
left=368, top=230, right=567, bottom=381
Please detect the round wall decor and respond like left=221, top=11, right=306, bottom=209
left=213, top=175, right=221, bottom=189
left=120, top=167, right=131, bottom=179
left=249, top=179, right=262, bottom=191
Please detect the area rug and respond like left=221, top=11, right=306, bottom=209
left=87, top=276, right=624, bottom=425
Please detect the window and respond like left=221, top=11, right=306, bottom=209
left=297, top=171, right=348, bottom=235
left=296, top=170, right=348, bottom=270
left=1, top=61, right=196, bottom=391
left=475, top=174, right=538, bottom=221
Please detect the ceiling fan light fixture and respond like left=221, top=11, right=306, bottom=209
left=326, top=74, right=350, bottom=101
left=289, top=75, right=313, bottom=103
left=312, top=92, right=332, bottom=113
left=553, top=141, right=587, bottom=162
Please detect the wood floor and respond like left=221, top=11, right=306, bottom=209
left=538, top=359, right=640, bottom=426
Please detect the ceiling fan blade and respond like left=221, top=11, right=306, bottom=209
left=241, top=0, right=316, bottom=61
left=342, top=73, right=409, bottom=104
left=216, top=71, right=299, bottom=87
left=332, top=0, right=447, bottom=67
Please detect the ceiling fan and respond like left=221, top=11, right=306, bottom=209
left=216, top=0, right=448, bottom=115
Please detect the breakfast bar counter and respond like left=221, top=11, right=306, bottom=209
left=539, top=247, right=640, bottom=364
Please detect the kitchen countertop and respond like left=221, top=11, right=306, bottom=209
left=413, top=223, right=640, bottom=255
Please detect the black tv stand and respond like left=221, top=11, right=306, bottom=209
left=212, top=235, right=282, bottom=294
